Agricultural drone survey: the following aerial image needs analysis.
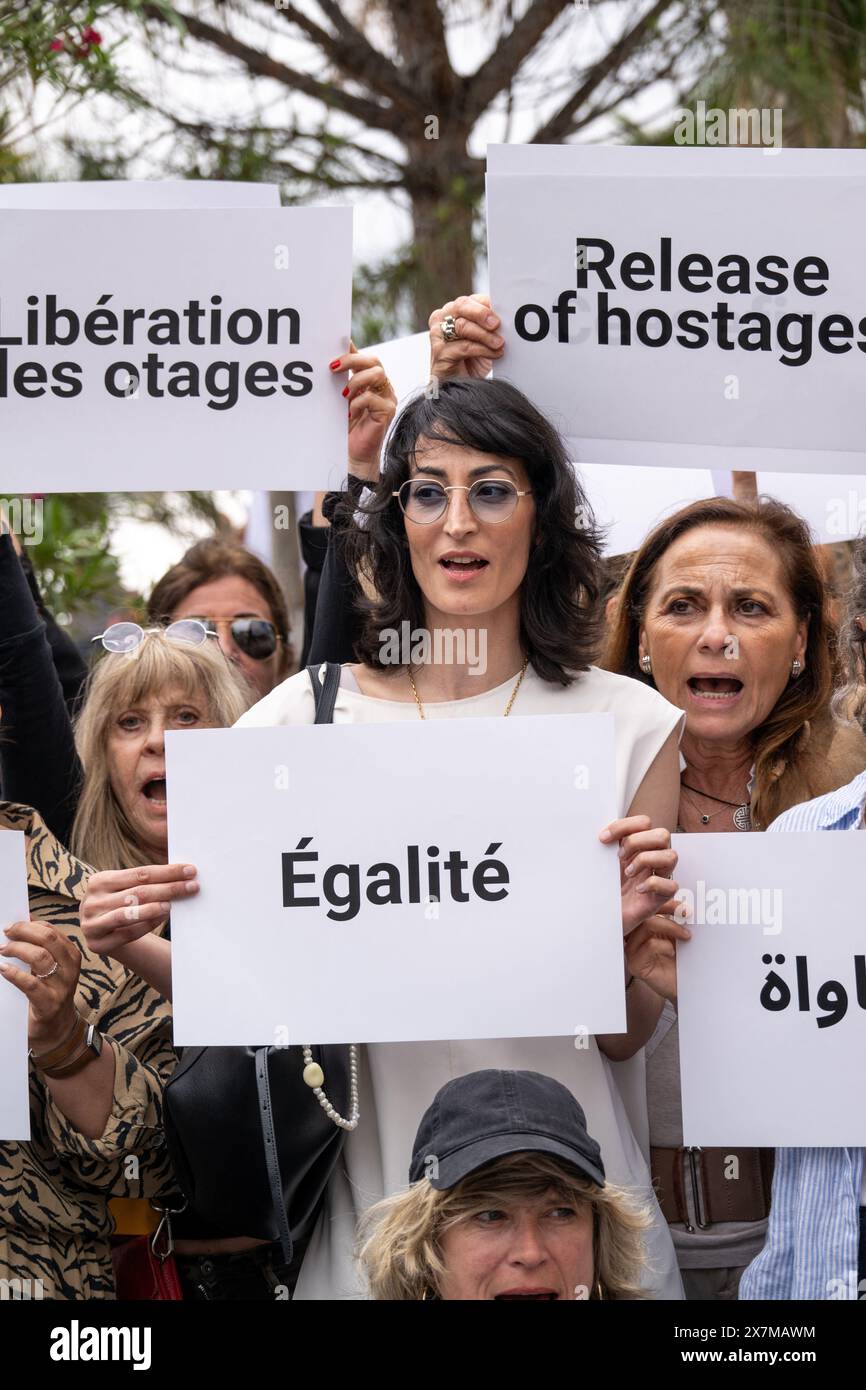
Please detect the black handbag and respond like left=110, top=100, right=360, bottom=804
left=163, top=663, right=351, bottom=1265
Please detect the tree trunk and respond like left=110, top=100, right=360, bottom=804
left=406, top=134, right=482, bottom=325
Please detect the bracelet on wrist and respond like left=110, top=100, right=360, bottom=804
left=29, top=1012, right=84, bottom=1069
left=42, top=1039, right=90, bottom=1077
left=40, top=1024, right=103, bottom=1079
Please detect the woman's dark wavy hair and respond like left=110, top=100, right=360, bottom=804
left=344, top=378, right=604, bottom=685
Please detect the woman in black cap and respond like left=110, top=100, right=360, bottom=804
left=358, top=1070, right=651, bottom=1300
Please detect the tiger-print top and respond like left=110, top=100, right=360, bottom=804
left=0, top=803, right=178, bottom=1299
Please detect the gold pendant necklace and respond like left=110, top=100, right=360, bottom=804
left=407, top=657, right=529, bottom=720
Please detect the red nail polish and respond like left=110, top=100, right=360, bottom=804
left=342, top=386, right=349, bottom=398
left=329, top=359, right=341, bottom=370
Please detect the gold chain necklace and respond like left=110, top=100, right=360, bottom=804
left=406, top=657, right=529, bottom=720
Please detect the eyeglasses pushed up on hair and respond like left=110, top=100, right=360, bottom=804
left=393, top=477, right=532, bottom=524
left=92, top=617, right=280, bottom=662
left=92, top=620, right=217, bottom=654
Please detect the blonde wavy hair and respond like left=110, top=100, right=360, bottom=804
left=71, top=631, right=252, bottom=870
left=357, top=1151, right=651, bottom=1301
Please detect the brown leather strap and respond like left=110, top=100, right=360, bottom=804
left=42, top=1037, right=100, bottom=1079
left=30, top=1014, right=86, bottom=1071
left=651, top=1146, right=775, bottom=1228
left=652, top=1145, right=686, bottom=1225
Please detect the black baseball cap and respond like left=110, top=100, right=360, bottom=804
left=409, top=1069, right=606, bottom=1191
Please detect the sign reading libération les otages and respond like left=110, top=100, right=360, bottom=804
left=0, top=206, right=352, bottom=492
left=487, top=146, right=866, bottom=474
left=164, top=715, right=625, bottom=1047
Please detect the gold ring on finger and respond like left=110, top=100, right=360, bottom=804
left=441, top=315, right=460, bottom=342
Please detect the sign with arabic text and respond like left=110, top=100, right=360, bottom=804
left=675, top=831, right=866, bottom=1145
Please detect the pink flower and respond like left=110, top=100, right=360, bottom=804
left=81, top=27, right=102, bottom=46
left=49, top=39, right=65, bottom=51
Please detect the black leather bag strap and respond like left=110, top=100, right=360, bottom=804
left=307, top=661, right=343, bottom=728
left=306, top=661, right=342, bottom=724
left=255, top=1047, right=294, bottom=1267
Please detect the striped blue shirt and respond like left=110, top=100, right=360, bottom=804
left=739, top=767, right=866, bottom=1301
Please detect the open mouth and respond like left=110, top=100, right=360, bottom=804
left=439, top=554, right=489, bottom=577
left=141, top=777, right=167, bottom=804
left=687, top=676, right=743, bottom=701
left=494, top=1290, right=558, bottom=1301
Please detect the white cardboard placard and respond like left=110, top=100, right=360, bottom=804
left=165, top=715, right=625, bottom=1046
left=675, top=832, right=866, bottom=1146
left=487, top=168, right=866, bottom=473
left=0, top=206, right=352, bottom=491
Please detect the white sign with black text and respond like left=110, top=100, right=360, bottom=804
left=165, top=714, right=625, bottom=1046
left=487, top=159, right=866, bottom=473
left=0, top=206, right=352, bottom=492
left=675, top=831, right=866, bottom=1146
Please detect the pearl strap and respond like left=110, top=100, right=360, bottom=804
left=302, top=1044, right=360, bottom=1131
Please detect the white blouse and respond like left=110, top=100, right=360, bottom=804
left=236, top=663, right=686, bottom=1299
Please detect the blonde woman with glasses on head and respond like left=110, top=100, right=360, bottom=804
left=0, top=624, right=251, bottom=1298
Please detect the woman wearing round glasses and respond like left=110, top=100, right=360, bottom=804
left=235, top=375, right=689, bottom=1299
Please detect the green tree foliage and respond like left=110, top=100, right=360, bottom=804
left=623, top=1, right=866, bottom=148
left=714, top=0, right=866, bottom=146
left=3, top=490, right=234, bottom=626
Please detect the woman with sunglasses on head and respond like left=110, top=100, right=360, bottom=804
left=234, top=373, right=689, bottom=1299
left=76, top=622, right=346, bottom=1297
left=73, top=619, right=253, bottom=998
left=0, top=624, right=252, bottom=1299
left=0, top=536, right=285, bottom=839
